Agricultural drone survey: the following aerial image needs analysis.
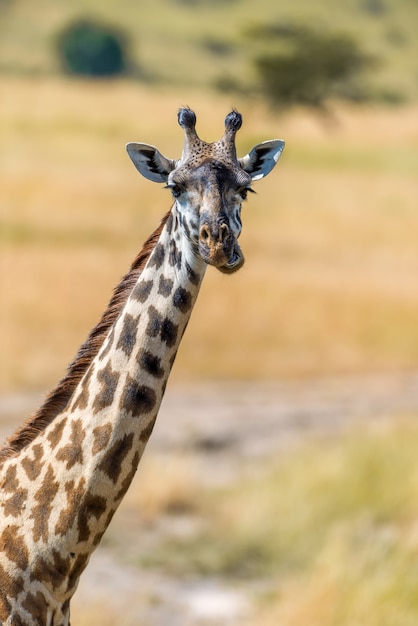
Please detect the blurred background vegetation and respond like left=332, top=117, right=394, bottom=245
left=1, top=0, right=418, bottom=103
left=1, top=1, right=418, bottom=624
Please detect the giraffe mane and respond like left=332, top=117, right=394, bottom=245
left=0, top=210, right=172, bottom=462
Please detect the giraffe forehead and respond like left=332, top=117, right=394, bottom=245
left=179, top=133, right=239, bottom=166
left=172, top=157, right=250, bottom=189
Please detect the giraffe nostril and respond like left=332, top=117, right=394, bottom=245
left=220, top=223, right=229, bottom=243
left=200, top=225, right=211, bottom=244
left=200, top=222, right=230, bottom=246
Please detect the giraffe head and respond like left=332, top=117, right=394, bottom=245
left=126, top=108, right=284, bottom=273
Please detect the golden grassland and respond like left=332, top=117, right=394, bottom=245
left=70, top=416, right=418, bottom=625
left=1, top=77, right=418, bottom=391
left=247, top=419, right=418, bottom=625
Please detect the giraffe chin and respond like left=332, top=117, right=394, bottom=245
left=218, top=249, right=245, bottom=274
left=202, top=243, right=245, bottom=274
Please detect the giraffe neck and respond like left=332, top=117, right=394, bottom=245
left=0, top=205, right=207, bottom=625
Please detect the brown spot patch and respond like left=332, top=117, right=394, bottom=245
left=148, top=243, right=165, bottom=269
left=72, top=365, right=94, bottom=411
left=185, top=261, right=200, bottom=286
left=99, top=326, right=116, bottom=361
left=139, top=416, right=157, bottom=444
left=1, top=464, right=19, bottom=492
left=56, top=419, right=85, bottom=470
left=169, top=239, right=182, bottom=269
left=0, top=564, right=23, bottom=618
left=67, top=552, right=89, bottom=592
left=165, top=212, right=173, bottom=234
left=169, top=351, right=179, bottom=369
left=31, top=549, right=69, bottom=590
left=47, top=417, right=68, bottom=450
left=62, top=599, right=70, bottom=618
left=115, top=450, right=141, bottom=501
left=2, top=487, right=28, bottom=518
left=92, top=362, right=120, bottom=414
left=119, top=375, right=157, bottom=417
left=0, top=565, right=11, bottom=624
left=77, top=492, right=107, bottom=542
left=161, top=317, right=179, bottom=348
left=116, top=313, right=139, bottom=357
left=98, top=432, right=134, bottom=483
left=173, top=286, right=192, bottom=313
left=31, top=464, right=60, bottom=543
left=22, top=443, right=44, bottom=481
left=146, top=305, right=163, bottom=338
left=92, top=423, right=113, bottom=456
left=8, top=613, right=26, bottom=626
left=158, top=274, right=174, bottom=297
left=137, top=349, right=165, bottom=379
left=0, top=525, right=29, bottom=570
left=132, top=279, right=153, bottom=303
left=54, top=477, right=86, bottom=537
left=144, top=305, right=178, bottom=347
left=21, top=591, right=48, bottom=625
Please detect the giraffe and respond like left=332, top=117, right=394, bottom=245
left=0, top=108, right=284, bottom=625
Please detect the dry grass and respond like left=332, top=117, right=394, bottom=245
left=81, top=414, right=418, bottom=625
left=123, top=454, right=199, bottom=525
left=1, top=77, right=418, bottom=391
left=68, top=414, right=418, bottom=624
left=247, top=421, right=418, bottom=626
left=130, top=418, right=418, bottom=626
left=71, top=603, right=136, bottom=626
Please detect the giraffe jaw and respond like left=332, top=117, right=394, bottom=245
left=197, top=207, right=244, bottom=274
left=200, top=240, right=245, bottom=274
left=218, top=243, right=245, bottom=274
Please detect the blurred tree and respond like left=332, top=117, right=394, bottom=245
left=56, top=18, right=130, bottom=77
left=360, top=0, right=388, bottom=16
left=251, top=23, right=376, bottom=109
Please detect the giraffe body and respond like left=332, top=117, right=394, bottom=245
left=0, top=109, right=284, bottom=625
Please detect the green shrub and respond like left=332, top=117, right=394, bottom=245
left=252, top=24, right=376, bottom=109
left=56, top=18, right=129, bottom=77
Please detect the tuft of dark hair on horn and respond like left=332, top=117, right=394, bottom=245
left=178, top=107, right=197, bottom=130
left=224, top=110, right=242, bottom=132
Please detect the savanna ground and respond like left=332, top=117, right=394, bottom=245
left=1, top=77, right=418, bottom=624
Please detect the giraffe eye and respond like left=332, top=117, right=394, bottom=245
left=167, top=184, right=182, bottom=198
left=239, top=187, right=254, bottom=200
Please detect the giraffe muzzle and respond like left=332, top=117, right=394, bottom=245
left=198, top=219, right=244, bottom=273
left=199, top=221, right=229, bottom=247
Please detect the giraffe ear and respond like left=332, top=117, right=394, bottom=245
left=126, top=143, right=177, bottom=183
left=239, top=139, right=285, bottom=181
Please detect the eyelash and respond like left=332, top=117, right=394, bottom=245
left=165, top=184, right=182, bottom=198
left=166, top=185, right=253, bottom=200
left=239, top=187, right=254, bottom=200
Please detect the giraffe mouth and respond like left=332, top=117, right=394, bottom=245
left=199, top=239, right=245, bottom=274
left=198, top=215, right=244, bottom=274
left=218, top=243, right=245, bottom=274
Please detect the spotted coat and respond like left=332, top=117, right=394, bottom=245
left=0, top=108, right=284, bottom=625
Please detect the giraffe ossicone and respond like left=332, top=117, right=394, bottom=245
left=0, top=108, right=284, bottom=625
